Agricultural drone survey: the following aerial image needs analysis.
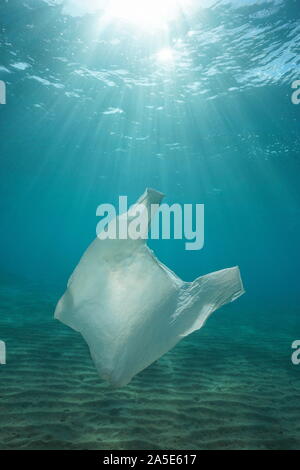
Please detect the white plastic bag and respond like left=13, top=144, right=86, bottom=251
left=55, top=189, right=244, bottom=387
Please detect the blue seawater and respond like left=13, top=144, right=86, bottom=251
left=0, top=0, right=299, bottom=450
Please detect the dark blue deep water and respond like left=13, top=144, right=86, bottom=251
left=0, top=0, right=300, bottom=450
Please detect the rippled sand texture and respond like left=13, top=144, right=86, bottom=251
left=0, top=278, right=300, bottom=450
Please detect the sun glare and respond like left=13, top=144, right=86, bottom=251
left=156, top=48, right=175, bottom=63
left=106, top=0, right=190, bottom=29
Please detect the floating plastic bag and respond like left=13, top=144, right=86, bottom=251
left=55, top=189, right=244, bottom=387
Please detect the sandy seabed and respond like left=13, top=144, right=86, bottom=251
left=0, top=278, right=300, bottom=450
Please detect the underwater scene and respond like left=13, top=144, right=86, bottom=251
left=0, top=0, right=300, bottom=451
